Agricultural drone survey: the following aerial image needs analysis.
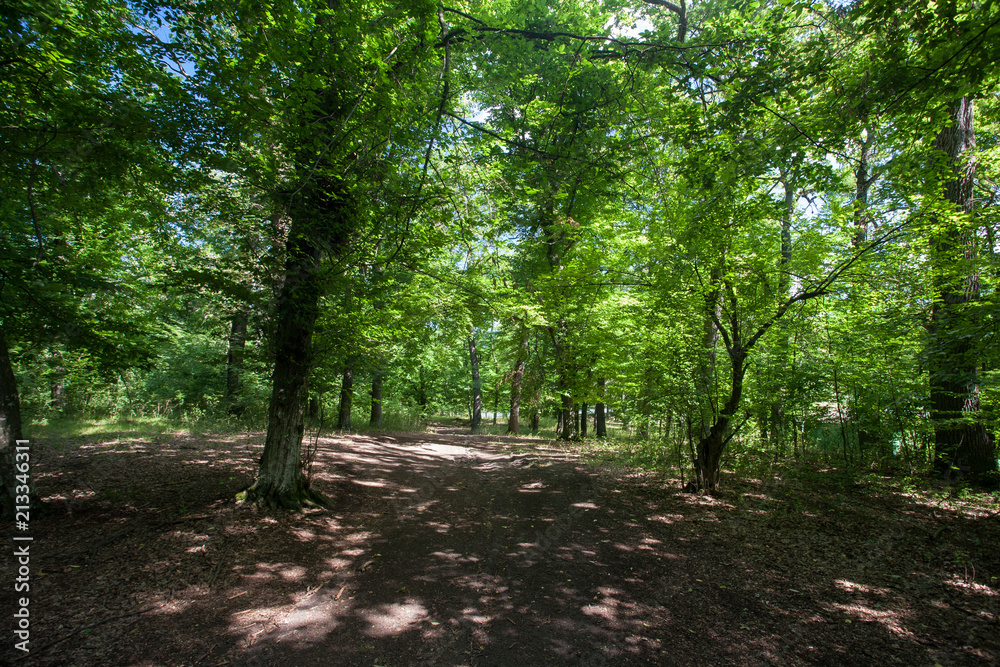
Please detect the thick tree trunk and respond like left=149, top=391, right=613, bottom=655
left=559, top=393, right=574, bottom=440
left=369, top=370, right=383, bottom=427
left=0, top=326, right=34, bottom=520
left=338, top=367, right=354, bottom=431
left=929, top=97, right=997, bottom=483
left=530, top=411, right=540, bottom=433
left=225, top=310, right=248, bottom=415
left=507, top=347, right=526, bottom=435
left=469, top=336, right=482, bottom=433
left=247, top=180, right=350, bottom=510
left=580, top=403, right=588, bottom=437
left=595, top=378, right=607, bottom=438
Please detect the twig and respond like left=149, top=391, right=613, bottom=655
left=208, top=545, right=229, bottom=589
left=17, top=605, right=158, bottom=659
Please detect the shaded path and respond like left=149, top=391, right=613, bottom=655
left=6, top=426, right=997, bottom=666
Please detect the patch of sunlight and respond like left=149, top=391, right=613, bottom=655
left=273, top=606, right=338, bottom=642
left=352, top=479, right=388, bottom=488
left=834, top=579, right=892, bottom=595
left=945, top=578, right=998, bottom=596
left=278, top=565, right=308, bottom=582
left=581, top=603, right=617, bottom=620
left=416, top=443, right=472, bottom=458
left=291, top=528, right=317, bottom=540
left=425, top=521, right=452, bottom=533
left=571, top=501, right=598, bottom=509
left=430, top=550, right=476, bottom=563
left=829, top=601, right=912, bottom=636
left=326, top=558, right=352, bottom=569
left=361, top=599, right=429, bottom=636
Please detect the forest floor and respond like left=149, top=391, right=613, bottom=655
left=2, top=421, right=999, bottom=666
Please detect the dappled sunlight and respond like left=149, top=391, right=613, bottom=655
left=834, top=579, right=893, bottom=596
left=827, top=600, right=914, bottom=637
left=22, top=425, right=1000, bottom=666
left=360, top=599, right=429, bottom=636
left=944, top=577, right=998, bottom=596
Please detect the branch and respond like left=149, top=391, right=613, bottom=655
left=742, top=223, right=903, bottom=352
left=642, top=0, right=687, bottom=42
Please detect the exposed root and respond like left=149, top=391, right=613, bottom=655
left=237, top=480, right=334, bottom=511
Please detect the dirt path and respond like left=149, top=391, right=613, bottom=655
left=3, top=426, right=997, bottom=665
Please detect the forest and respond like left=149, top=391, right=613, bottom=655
left=2, top=0, right=1000, bottom=664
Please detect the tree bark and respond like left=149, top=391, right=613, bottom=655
left=696, top=346, right=747, bottom=492
left=696, top=265, right=723, bottom=442
left=507, top=333, right=528, bottom=434
left=768, top=176, right=796, bottom=451
left=469, top=335, right=482, bottom=433
left=247, top=180, right=350, bottom=510
left=338, top=366, right=354, bottom=431
left=928, top=96, right=997, bottom=482
left=530, top=410, right=540, bottom=433
left=0, top=325, right=34, bottom=520
left=559, top=393, right=574, bottom=440
left=225, top=310, right=248, bottom=415
left=580, top=403, right=588, bottom=437
left=595, top=378, right=607, bottom=437
left=369, top=370, right=383, bottom=427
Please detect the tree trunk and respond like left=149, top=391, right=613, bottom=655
left=507, top=337, right=527, bottom=434
left=768, top=176, right=796, bottom=451
left=580, top=403, right=588, bottom=437
left=225, top=310, right=248, bottom=415
left=247, top=180, right=350, bottom=510
left=697, top=266, right=723, bottom=441
left=928, top=96, right=997, bottom=483
left=369, top=370, right=383, bottom=427
left=556, top=407, right=565, bottom=436
left=696, top=347, right=747, bottom=492
left=574, top=402, right=581, bottom=436
left=0, top=326, right=34, bottom=520
left=595, top=378, right=607, bottom=437
left=469, top=335, right=482, bottom=433
left=338, top=367, right=354, bottom=431
left=853, top=127, right=873, bottom=248
left=417, top=364, right=428, bottom=414
left=530, top=410, right=540, bottom=433
left=559, top=393, right=574, bottom=440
